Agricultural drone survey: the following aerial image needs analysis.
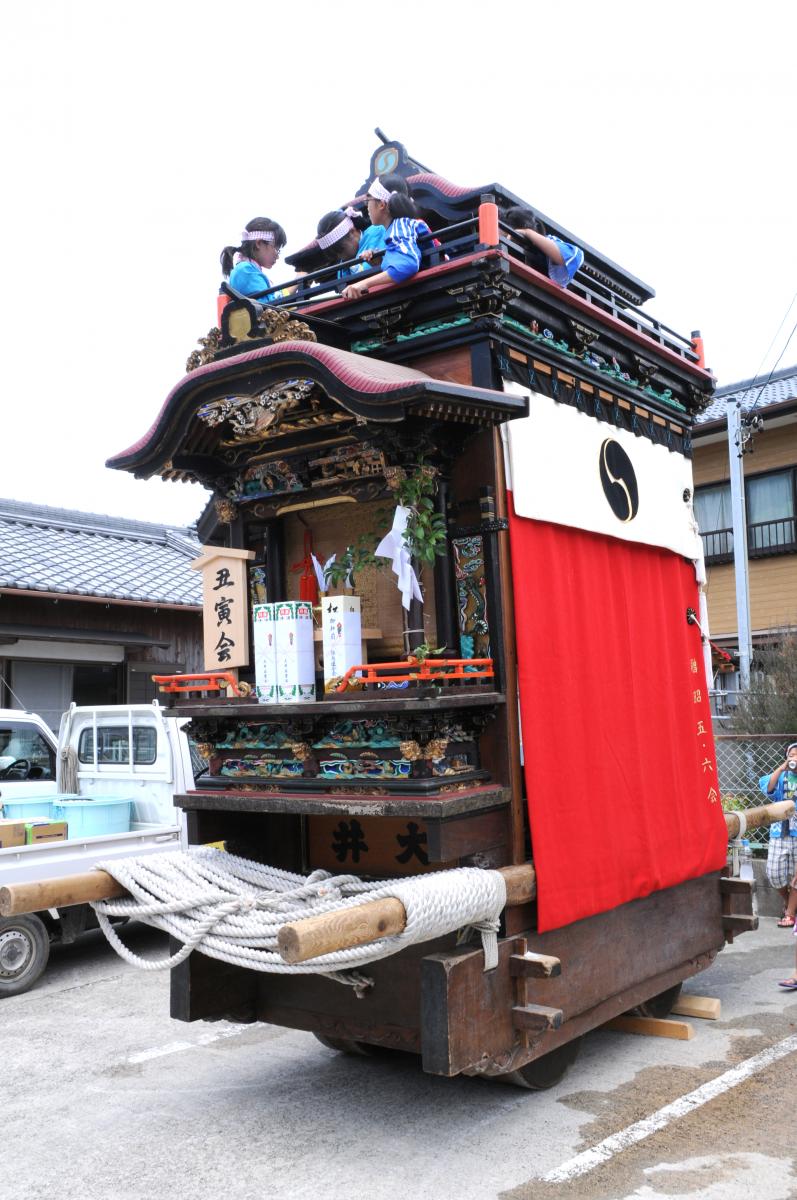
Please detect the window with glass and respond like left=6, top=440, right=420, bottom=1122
left=0, top=723, right=56, bottom=780
left=78, top=726, right=158, bottom=765
left=747, top=471, right=795, bottom=551
left=696, top=470, right=797, bottom=561
left=694, top=483, right=733, bottom=558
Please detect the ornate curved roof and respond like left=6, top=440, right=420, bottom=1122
left=107, top=340, right=526, bottom=481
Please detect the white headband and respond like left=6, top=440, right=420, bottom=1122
left=241, top=229, right=275, bottom=244
left=368, top=178, right=395, bottom=203
left=317, top=210, right=356, bottom=251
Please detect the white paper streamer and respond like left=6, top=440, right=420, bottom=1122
left=375, top=506, right=423, bottom=611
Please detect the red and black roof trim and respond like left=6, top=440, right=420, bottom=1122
left=106, top=341, right=526, bottom=480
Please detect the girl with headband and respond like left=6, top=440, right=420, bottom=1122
left=316, top=207, right=387, bottom=279
left=341, top=174, right=433, bottom=300
left=220, top=217, right=288, bottom=301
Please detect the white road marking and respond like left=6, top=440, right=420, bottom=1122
left=543, top=1032, right=797, bottom=1183
left=127, top=1024, right=248, bottom=1064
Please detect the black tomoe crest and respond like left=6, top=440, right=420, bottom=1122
left=599, top=439, right=639, bottom=522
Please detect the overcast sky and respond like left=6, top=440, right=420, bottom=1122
left=3, top=1, right=795, bottom=529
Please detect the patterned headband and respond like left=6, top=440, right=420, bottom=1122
left=317, top=209, right=357, bottom=251
left=241, top=229, right=275, bottom=244
left=368, top=178, right=395, bottom=203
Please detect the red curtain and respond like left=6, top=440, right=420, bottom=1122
left=508, top=499, right=728, bottom=932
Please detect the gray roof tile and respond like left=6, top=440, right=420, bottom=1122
left=696, top=363, right=797, bottom=424
left=0, top=499, right=202, bottom=606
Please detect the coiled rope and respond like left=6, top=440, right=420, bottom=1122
left=91, top=848, right=506, bottom=994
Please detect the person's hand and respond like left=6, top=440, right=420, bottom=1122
left=342, top=281, right=368, bottom=300
left=360, top=249, right=375, bottom=262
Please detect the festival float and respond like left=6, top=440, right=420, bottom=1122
left=3, top=134, right=767, bottom=1087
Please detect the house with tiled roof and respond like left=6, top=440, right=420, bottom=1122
left=692, top=364, right=797, bottom=700
left=0, top=499, right=202, bottom=728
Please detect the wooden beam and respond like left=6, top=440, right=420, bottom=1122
left=509, top=952, right=562, bottom=979
left=605, top=1015, right=694, bottom=1040
left=511, top=1004, right=564, bottom=1032
left=0, top=871, right=127, bottom=916
left=724, top=799, right=794, bottom=839
left=1, top=861, right=537, bottom=969
left=671, top=995, right=721, bottom=1021
left=722, top=914, right=759, bottom=933
left=278, top=863, right=536, bottom=964
left=278, top=898, right=407, bottom=965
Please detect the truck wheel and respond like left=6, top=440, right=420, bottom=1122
left=0, top=915, right=50, bottom=997
left=634, top=982, right=683, bottom=1019
left=501, top=1036, right=582, bottom=1090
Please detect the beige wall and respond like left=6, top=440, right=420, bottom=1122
left=694, top=424, right=797, bottom=486
left=693, top=422, right=797, bottom=637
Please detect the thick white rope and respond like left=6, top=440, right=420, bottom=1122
left=91, top=848, right=506, bottom=993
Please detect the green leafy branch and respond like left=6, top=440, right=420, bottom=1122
left=323, top=535, right=382, bottom=592
left=389, top=461, right=448, bottom=565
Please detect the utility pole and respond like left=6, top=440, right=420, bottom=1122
left=727, top=398, right=753, bottom=692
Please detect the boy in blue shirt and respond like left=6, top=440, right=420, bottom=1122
left=759, top=741, right=797, bottom=929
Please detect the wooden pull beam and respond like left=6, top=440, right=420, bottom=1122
left=279, top=863, right=537, bottom=964
left=0, top=862, right=537, bottom=968
left=0, top=871, right=128, bottom=916
left=724, top=798, right=794, bottom=839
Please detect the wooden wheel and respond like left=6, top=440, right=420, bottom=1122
left=313, top=1033, right=373, bottom=1057
left=501, top=1036, right=582, bottom=1090
left=634, top=982, right=683, bottom=1019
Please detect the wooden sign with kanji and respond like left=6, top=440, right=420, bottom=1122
left=192, top=546, right=256, bottom=672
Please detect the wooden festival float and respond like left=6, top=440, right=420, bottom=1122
left=12, top=136, right=764, bottom=1087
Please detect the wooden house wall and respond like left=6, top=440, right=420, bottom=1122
left=701, top=558, right=797, bottom=639
left=693, top=423, right=797, bottom=639
left=0, top=594, right=203, bottom=671
left=693, top=423, right=797, bottom=485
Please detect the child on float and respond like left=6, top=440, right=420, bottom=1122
left=220, top=218, right=288, bottom=301
left=505, top=206, right=584, bottom=289
left=341, top=175, right=433, bottom=300
left=316, top=207, right=387, bottom=279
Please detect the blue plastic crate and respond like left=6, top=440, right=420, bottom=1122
left=0, top=795, right=55, bottom=821
left=52, top=796, right=133, bottom=839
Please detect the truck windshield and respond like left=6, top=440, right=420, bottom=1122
left=78, top=726, right=157, bottom=766
left=0, top=722, right=55, bottom=779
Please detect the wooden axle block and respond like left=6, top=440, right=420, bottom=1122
left=605, top=1015, right=694, bottom=1040
left=509, top=952, right=562, bottom=979
left=719, top=877, right=755, bottom=895
left=511, top=1004, right=564, bottom=1032
left=722, top=914, right=759, bottom=934
left=671, top=994, right=721, bottom=1021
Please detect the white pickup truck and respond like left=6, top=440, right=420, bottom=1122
left=0, top=702, right=195, bottom=996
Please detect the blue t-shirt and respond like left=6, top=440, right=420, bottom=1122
left=382, top=218, right=433, bottom=283
left=758, top=770, right=797, bottom=837
left=338, top=224, right=388, bottom=278
left=546, top=235, right=584, bottom=288
left=228, top=259, right=280, bottom=301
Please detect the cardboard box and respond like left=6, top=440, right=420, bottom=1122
left=25, top=820, right=68, bottom=845
left=0, top=818, right=26, bottom=848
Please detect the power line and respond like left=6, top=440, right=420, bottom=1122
left=746, top=314, right=797, bottom=417
left=737, top=288, right=797, bottom=404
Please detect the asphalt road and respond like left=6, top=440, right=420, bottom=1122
left=4, top=916, right=797, bottom=1200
